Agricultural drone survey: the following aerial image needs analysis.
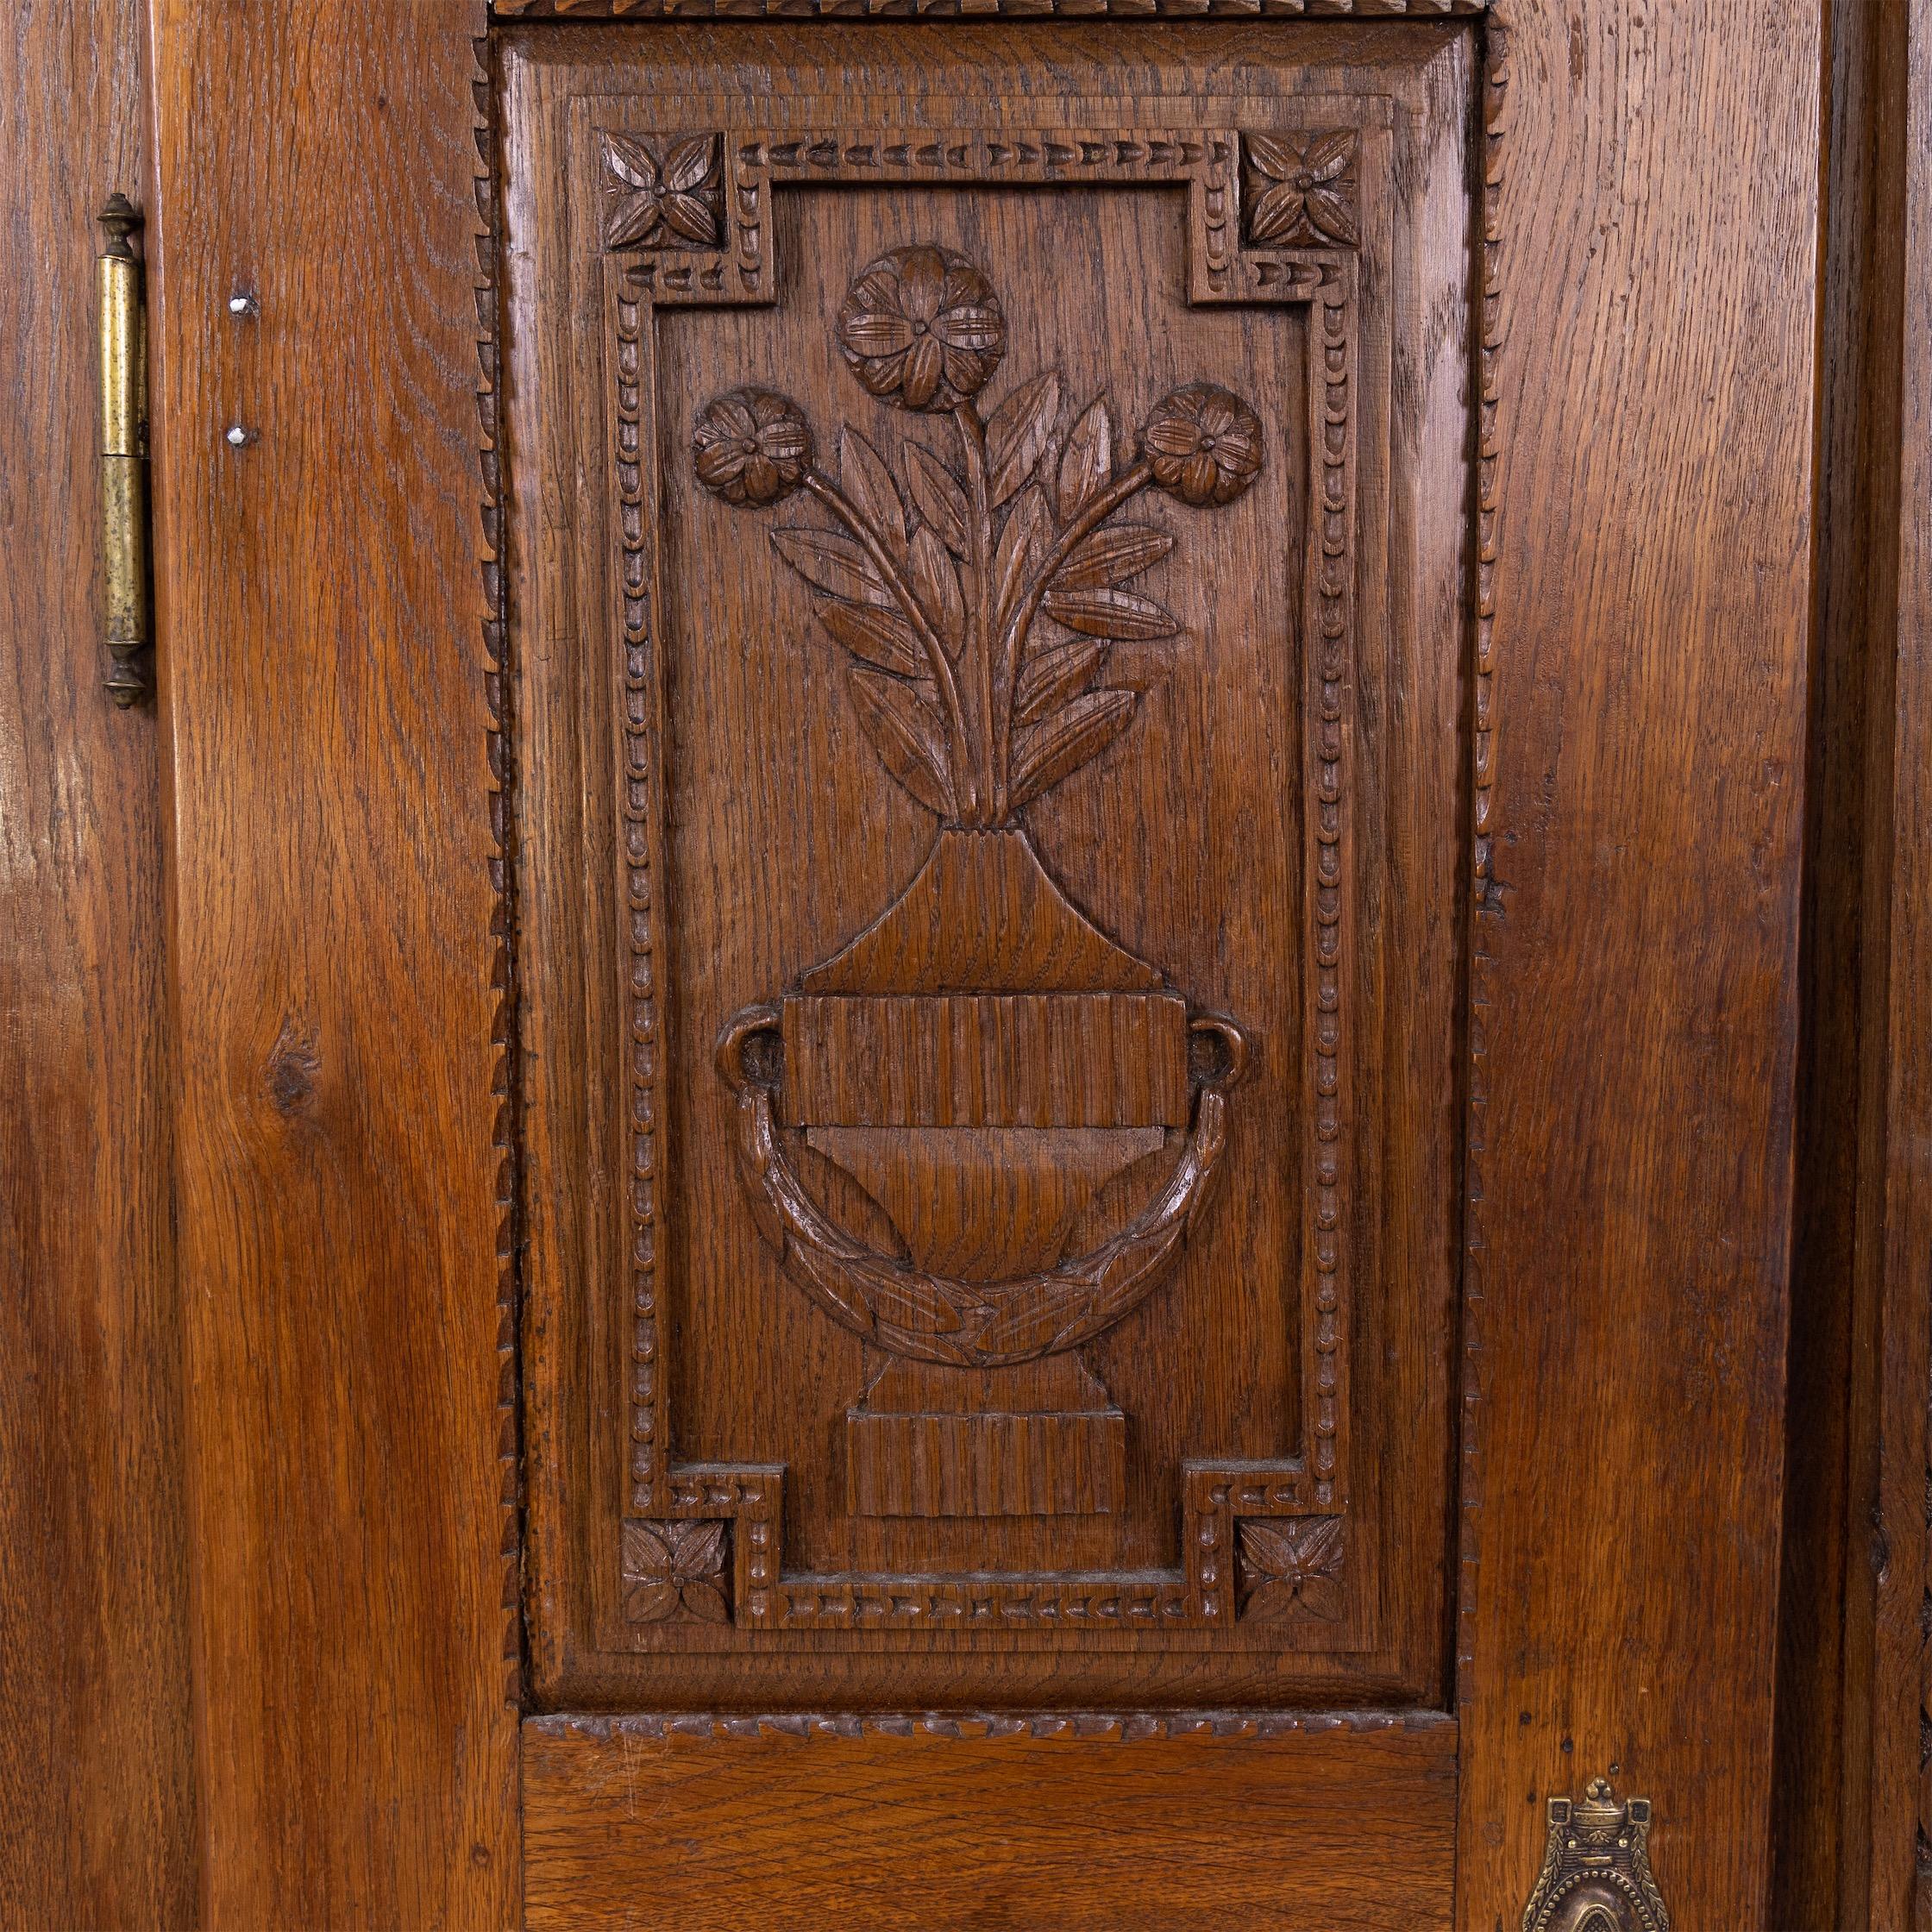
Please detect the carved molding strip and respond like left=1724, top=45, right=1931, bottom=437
left=1457, top=9, right=1508, bottom=1727
left=1521, top=1780, right=1671, bottom=1932
left=471, top=26, right=524, bottom=1709
left=625, top=1458, right=1327, bottom=1630
left=531, top=1709, right=1458, bottom=1743
left=603, top=126, right=1344, bottom=313
left=505, top=0, right=1478, bottom=14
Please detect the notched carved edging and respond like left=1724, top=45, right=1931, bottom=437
left=530, top=1709, right=1458, bottom=1742
left=474, top=26, right=524, bottom=1712
left=1521, top=1780, right=1671, bottom=1932
left=500, top=0, right=1481, bottom=16
left=1458, top=16, right=1509, bottom=1711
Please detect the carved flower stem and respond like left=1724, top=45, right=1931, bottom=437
left=952, top=400, right=998, bottom=828
left=991, top=459, right=1155, bottom=822
left=800, top=467, right=979, bottom=819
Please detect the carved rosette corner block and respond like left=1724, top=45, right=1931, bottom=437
left=600, top=130, right=724, bottom=251
left=1234, top=1515, right=1345, bottom=1622
left=1521, top=1779, right=1671, bottom=1932
left=621, top=1518, right=731, bottom=1624
left=1241, top=131, right=1360, bottom=249
left=702, top=242, right=1259, bottom=1519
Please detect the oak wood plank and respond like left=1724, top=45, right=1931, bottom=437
left=147, top=3, right=519, bottom=1922
left=0, top=3, right=195, bottom=1926
left=524, top=1711, right=1457, bottom=1931
left=1458, top=2, right=1822, bottom=1923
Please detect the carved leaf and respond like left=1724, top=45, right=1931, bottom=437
left=1042, top=586, right=1181, bottom=641
left=908, top=524, right=969, bottom=655
left=991, top=486, right=1052, bottom=630
left=679, top=1575, right=731, bottom=1623
left=1051, top=524, right=1174, bottom=592
left=839, top=427, right=906, bottom=559
left=1008, top=687, right=1138, bottom=809
left=986, top=371, right=1062, bottom=505
left=771, top=527, right=892, bottom=608
left=867, top=1274, right=968, bottom=1336
left=602, top=131, right=661, bottom=193
left=1014, top=637, right=1110, bottom=726
left=662, top=134, right=719, bottom=196
left=813, top=598, right=922, bottom=678
left=904, top=445, right=972, bottom=558
left=845, top=667, right=955, bottom=817
left=1057, top=398, right=1113, bottom=522
left=668, top=1518, right=728, bottom=1582
left=969, top=1282, right=1094, bottom=1358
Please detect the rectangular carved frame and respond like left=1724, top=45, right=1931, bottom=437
left=610, top=114, right=1365, bottom=1637
left=509, top=26, right=1470, bottom=1710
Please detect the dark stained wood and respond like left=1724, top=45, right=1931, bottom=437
left=1857, top=1, right=1932, bottom=1921
left=504, top=21, right=1471, bottom=1713
left=0, top=3, right=196, bottom=1927
left=1772, top=0, right=1923, bottom=1921
left=523, top=1710, right=1457, bottom=1931
left=146, top=3, right=520, bottom=1922
left=1457, top=2, right=1822, bottom=1926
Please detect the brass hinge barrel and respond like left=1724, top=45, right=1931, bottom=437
left=97, top=194, right=149, bottom=706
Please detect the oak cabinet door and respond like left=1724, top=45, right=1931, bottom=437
left=505, top=22, right=1467, bottom=1922
left=139, top=0, right=1852, bottom=1922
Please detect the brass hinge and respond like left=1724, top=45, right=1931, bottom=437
left=97, top=193, right=150, bottom=706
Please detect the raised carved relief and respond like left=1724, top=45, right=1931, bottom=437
left=1235, top=1515, right=1346, bottom=1622
left=622, top=1519, right=731, bottom=1624
left=597, top=113, right=1370, bottom=1643
left=1242, top=131, right=1360, bottom=248
left=601, top=131, right=723, bottom=250
left=705, top=243, right=1256, bottom=1521
left=1521, top=1781, right=1671, bottom=1932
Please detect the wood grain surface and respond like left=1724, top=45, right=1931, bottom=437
left=1457, top=2, right=1822, bottom=1926
left=504, top=20, right=1470, bottom=1716
left=1858, top=0, right=1932, bottom=1922
left=147, top=3, right=520, bottom=1923
left=0, top=4, right=196, bottom=1927
left=1771, top=0, right=1927, bottom=1921
left=524, top=1710, right=1457, bottom=1931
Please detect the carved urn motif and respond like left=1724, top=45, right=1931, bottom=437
left=706, top=244, right=1256, bottom=1518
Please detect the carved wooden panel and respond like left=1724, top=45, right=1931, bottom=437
left=505, top=22, right=1471, bottom=1709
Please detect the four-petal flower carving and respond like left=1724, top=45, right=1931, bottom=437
left=1243, top=131, right=1360, bottom=249
left=1235, top=1515, right=1346, bottom=1622
left=621, top=1518, right=730, bottom=1624
left=601, top=131, right=723, bottom=252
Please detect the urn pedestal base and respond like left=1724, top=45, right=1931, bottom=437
left=847, top=1356, right=1125, bottom=1518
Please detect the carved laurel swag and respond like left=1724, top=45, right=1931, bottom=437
left=692, top=242, right=1262, bottom=830
left=717, top=1005, right=1245, bottom=1368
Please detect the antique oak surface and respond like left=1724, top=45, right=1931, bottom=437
left=8, top=0, right=1907, bottom=1922
left=505, top=22, right=1470, bottom=1714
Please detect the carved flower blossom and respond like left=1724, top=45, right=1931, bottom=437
left=693, top=389, right=814, bottom=507
left=1141, top=383, right=1264, bottom=507
left=601, top=131, right=723, bottom=250
left=836, top=245, right=1007, bottom=412
left=622, top=1519, right=729, bottom=1624
left=1236, top=1515, right=1345, bottom=1622
left=1244, top=130, right=1360, bottom=248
